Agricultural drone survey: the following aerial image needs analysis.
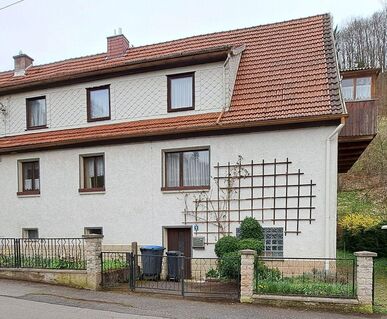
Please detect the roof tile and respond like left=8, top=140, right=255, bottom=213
left=0, top=14, right=344, bottom=153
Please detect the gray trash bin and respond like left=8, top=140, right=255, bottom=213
left=140, top=245, right=164, bottom=280
left=166, top=251, right=183, bottom=281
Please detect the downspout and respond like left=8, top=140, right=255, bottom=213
left=324, top=122, right=344, bottom=261
left=216, top=53, right=231, bottom=125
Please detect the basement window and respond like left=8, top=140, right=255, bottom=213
left=22, top=228, right=39, bottom=239
left=84, top=227, right=103, bottom=235
left=263, top=227, right=283, bottom=258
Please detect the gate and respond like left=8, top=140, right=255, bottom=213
left=101, top=252, right=240, bottom=300
left=101, top=252, right=133, bottom=288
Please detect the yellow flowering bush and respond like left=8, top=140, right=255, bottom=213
left=339, top=213, right=382, bottom=233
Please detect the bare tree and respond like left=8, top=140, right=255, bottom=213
left=336, top=3, right=387, bottom=71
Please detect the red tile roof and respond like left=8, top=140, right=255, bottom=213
left=0, top=14, right=344, bottom=153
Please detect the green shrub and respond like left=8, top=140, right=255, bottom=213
left=214, top=236, right=239, bottom=258
left=238, top=238, right=264, bottom=255
left=240, top=217, right=263, bottom=240
left=342, top=220, right=387, bottom=257
left=218, top=251, right=240, bottom=279
left=255, top=261, right=281, bottom=281
left=206, top=268, right=219, bottom=278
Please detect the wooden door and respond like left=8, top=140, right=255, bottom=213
left=167, top=228, right=192, bottom=278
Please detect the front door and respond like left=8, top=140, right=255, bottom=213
left=167, top=228, right=192, bottom=278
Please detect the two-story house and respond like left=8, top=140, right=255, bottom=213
left=0, top=14, right=361, bottom=259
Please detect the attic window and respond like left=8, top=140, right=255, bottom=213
left=87, top=85, right=111, bottom=122
left=26, top=96, right=47, bottom=130
left=167, top=73, right=195, bottom=112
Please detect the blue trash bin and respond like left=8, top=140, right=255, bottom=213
left=140, top=245, right=164, bottom=280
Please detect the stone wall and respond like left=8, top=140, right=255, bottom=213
left=0, top=268, right=88, bottom=289
left=0, top=235, right=103, bottom=290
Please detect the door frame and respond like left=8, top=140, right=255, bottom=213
left=162, top=225, right=193, bottom=257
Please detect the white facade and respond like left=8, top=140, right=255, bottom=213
left=0, top=126, right=339, bottom=258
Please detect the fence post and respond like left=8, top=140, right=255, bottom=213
left=354, top=251, right=377, bottom=311
left=131, top=242, right=138, bottom=255
left=14, top=239, right=21, bottom=268
left=240, top=249, right=256, bottom=303
left=83, top=234, right=104, bottom=290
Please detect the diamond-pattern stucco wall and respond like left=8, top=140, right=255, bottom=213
left=1, top=62, right=225, bottom=136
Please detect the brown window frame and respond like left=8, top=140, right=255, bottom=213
left=26, top=96, right=47, bottom=130
left=86, top=85, right=111, bottom=122
left=342, top=77, right=372, bottom=101
left=79, top=155, right=105, bottom=193
left=162, top=148, right=210, bottom=191
left=167, top=72, right=195, bottom=112
left=18, top=160, right=40, bottom=195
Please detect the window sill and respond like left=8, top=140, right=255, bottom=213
left=17, top=191, right=40, bottom=197
left=167, top=106, right=195, bottom=113
left=79, top=188, right=106, bottom=195
left=344, top=98, right=376, bottom=102
left=161, top=186, right=210, bottom=193
left=25, top=125, right=48, bottom=131
left=87, top=117, right=111, bottom=122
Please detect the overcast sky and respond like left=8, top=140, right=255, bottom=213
left=0, top=0, right=384, bottom=71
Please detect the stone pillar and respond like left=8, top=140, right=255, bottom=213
left=83, top=234, right=104, bottom=290
left=240, top=249, right=256, bottom=303
left=354, top=251, right=377, bottom=309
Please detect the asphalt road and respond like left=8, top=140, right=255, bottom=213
left=0, top=295, right=160, bottom=319
left=0, top=279, right=385, bottom=319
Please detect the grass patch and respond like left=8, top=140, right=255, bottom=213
left=255, top=277, right=354, bottom=298
left=374, top=257, right=387, bottom=314
left=338, top=191, right=381, bottom=218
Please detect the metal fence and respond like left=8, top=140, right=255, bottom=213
left=254, top=257, right=356, bottom=298
left=100, top=253, right=239, bottom=299
left=0, top=238, right=86, bottom=270
left=101, top=252, right=132, bottom=287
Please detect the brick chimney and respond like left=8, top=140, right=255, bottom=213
left=107, top=29, right=129, bottom=59
left=13, top=52, right=33, bottom=76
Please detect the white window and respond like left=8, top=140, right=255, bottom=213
left=263, top=228, right=283, bottom=257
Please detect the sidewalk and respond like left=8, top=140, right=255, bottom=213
left=0, top=279, right=383, bottom=319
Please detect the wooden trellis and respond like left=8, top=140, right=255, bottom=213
left=183, top=158, right=316, bottom=245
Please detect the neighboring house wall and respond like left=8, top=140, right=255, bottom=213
left=0, top=125, right=339, bottom=258
left=0, top=62, right=225, bottom=136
